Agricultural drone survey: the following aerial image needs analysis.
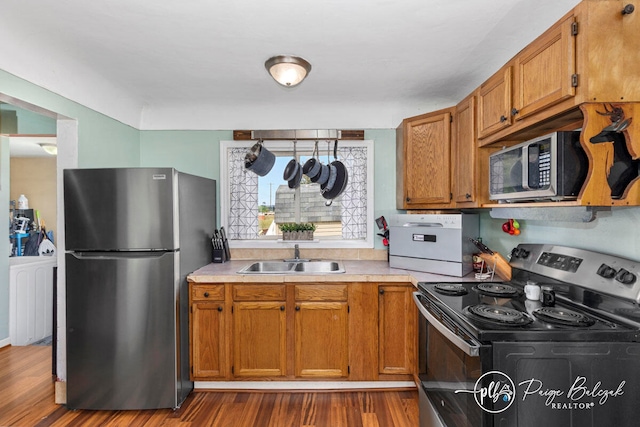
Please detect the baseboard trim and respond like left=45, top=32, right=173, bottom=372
left=0, top=338, right=10, bottom=348
left=195, top=381, right=416, bottom=391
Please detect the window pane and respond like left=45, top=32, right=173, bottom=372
left=257, top=153, right=344, bottom=239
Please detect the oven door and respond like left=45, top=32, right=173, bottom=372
left=414, top=292, right=493, bottom=427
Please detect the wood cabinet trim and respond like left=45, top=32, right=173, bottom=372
left=294, top=284, right=348, bottom=301
left=232, top=284, right=286, bottom=301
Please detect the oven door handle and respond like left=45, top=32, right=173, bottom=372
left=412, top=292, right=481, bottom=357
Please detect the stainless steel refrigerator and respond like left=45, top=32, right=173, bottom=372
left=64, top=168, right=216, bottom=410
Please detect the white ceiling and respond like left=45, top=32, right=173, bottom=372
left=0, top=0, right=581, bottom=130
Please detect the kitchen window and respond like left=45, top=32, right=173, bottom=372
left=219, top=140, right=374, bottom=248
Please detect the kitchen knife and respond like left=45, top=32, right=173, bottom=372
left=469, top=238, right=494, bottom=255
left=215, top=229, right=222, bottom=249
left=220, top=226, right=231, bottom=260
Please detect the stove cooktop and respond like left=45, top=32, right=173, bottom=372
left=417, top=281, right=640, bottom=342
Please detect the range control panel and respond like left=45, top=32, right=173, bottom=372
left=537, top=252, right=583, bottom=273
left=509, top=244, right=640, bottom=303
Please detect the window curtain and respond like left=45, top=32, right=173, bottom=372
left=227, top=147, right=259, bottom=239
left=338, top=146, right=367, bottom=239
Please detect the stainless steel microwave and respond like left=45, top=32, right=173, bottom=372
left=489, top=131, right=588, bottom=202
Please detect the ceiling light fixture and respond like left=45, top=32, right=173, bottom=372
left=39, top=143, right=57, bottom=155
left=265, top=55, right=312, bottom=87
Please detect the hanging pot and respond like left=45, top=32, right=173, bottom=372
left=303, top=157, right=321, bottom=180
left=320, top=163, right=337, bottom=194
left=321, top=140, right=349, bottom=199
left=315, top=163, right=330, bottom=185
left=288, top=164, right=303, bottom=189
left=283, top=141, right=301, bottom=181
left=303, top=141, right=322, bottom=181
left=245, top=140, right=275, bottom=176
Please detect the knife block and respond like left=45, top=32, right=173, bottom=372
left=212, top=248, right=227, bottom=263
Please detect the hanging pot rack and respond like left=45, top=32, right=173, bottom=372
left=233, top=129, right=364, bottom=141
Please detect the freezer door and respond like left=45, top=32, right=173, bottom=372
left=64, top=168, right=178, bottom=251
left=65, top=251, right=182, bottom=410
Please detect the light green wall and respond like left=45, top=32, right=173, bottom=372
left=1, top=104, right=57, bottom=134
left=139, top=130, right=228, bottom=179
left=478, top=208, right=640, bottom=261
left=1, top=69, right=142, bottom=342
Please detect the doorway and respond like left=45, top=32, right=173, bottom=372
left=1, top=96, right=78, bottom=393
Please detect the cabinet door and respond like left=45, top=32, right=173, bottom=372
left=192, top=302, right=226, bottom=379
left=295, top=301, right=349, bottom=378
left=478, top=66, right=512, bottom=140
left=397, top=110, right=452, bottom=208
left=378, top=285, right=416, bottom=375
left=513, top=15, right=576, bottom=120
left=453, top=95, right=477, bottom=204
left=233, top=301, right=286, bottom=377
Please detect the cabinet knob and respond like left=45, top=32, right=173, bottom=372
left=406, top=197, right=411, bottom=202
left=622, top=4, right=634, bottom=15
left=218, top=306, right=223, bottom=312
left=511, top=108, right=519, bottom=116
left=465, top=193, right=471, bottom=199
left=204, top=292, right=210, bottom=297
left=295, top=306, right=300, bottom=311
left=379, top=288, right=385, bottom=295
left=500, top=115, right=507, bottom=123
left=280, top=305, right=285, bottom=311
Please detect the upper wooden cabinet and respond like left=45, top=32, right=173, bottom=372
left=513, top=15, right=577, bottom=121
left=477, top=1, right=640, bottom=146
left=478, top=66, right=513, bottom=139
left=453, top=94, right=479, bottom=205
left=396, top=108, right=454, bottom=209
left=478, top=15, right=577, bottom=141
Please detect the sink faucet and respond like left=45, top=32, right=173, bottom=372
left=294, top=244, right=300, bottom=260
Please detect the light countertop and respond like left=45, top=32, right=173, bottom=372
left=188, top=259, right=478, bottom=285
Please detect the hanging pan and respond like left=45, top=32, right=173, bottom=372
left=286, top=140, right=303, bottom=189
left=321, top=140, right=349, bottom=200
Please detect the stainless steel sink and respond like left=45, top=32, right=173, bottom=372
left=237, top=260, right=345, bottom=274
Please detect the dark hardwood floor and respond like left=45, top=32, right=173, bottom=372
left=0, top=345, right=419, bottom=427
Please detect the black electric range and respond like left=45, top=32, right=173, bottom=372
left=413, top=243, right=640, bottom=427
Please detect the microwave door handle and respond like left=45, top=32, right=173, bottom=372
left=412, top=292, right=481, bottom=357
left=521, top=149, right=533, bottom=190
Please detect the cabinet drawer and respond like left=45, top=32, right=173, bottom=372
left=295, top=284, right=348, bottom=301
left=233, top=284, right=286, bottom=301
left=192, top=284, right=224, bottom=301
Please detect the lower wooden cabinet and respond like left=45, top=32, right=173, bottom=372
left=295, top=284, right=349, bottom=378
left=233, top=301, right=287, bottom=377
left=378, top=285, right=416, bottom=375
left=189, top=281, right=416, bottom=381
left=190, top=285, right=226, bottom=379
